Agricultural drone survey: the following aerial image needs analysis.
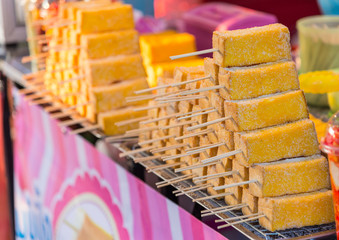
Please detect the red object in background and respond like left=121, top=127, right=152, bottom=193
left=0, top=91, right=12, bottom=240
left=202, top=0, right=321, bottom=35
left=154, top=0, right=202, bottom=19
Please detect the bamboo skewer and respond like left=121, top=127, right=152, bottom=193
left=217, top=215, right=265, bottom=229
left=177, top=109, right=217, bottom=120
left=186, top=142, right=226, bottom=154
left=156, top=174, right=195, bottom=188
left=119, top=146, right=155, bottom=157
left=134, top=155, right=164, bottom=163
left=70, top=125, right=101, bottom=135
left=59, top=118, right=88, bottom=127
left=147, top=162, right=183, bottom=173
left=151, top=143, right=188, bottom=153
left=201, top=204, right=248, bottom=217
left=175, top=129, right=214, bottom=141
left=115, top=116, right=151, bottom=127
left=193, top=171, right=237, bottom=184
left=125, top=126, right=159, bottom=135
left=175, top=160, right=221, bottom=173
left=215, top=213, right=262, bottom=223
left=175, top=183, right=212, bottom=196
left=140, top=113, right=179, bottom=124
left=170, top=48, right=220, bottom=60
left=193, top=192, right=233, bottom=202
left=22, top=53, right=49, bottom=63
left=133, top=104, right=167, bottom=112
left=50, top=111, right=76, bottom=119
left=157, top=95, right=206, bottom=103
left=134, top=75, right=213, bottom=94
left=213, top=180, right=258, bottom=191
left=176, top=85, right=225, bottom=96
left=187, top=116, right=232, bottom=131
left=160, top=120, right=197, bottom=130
left=139, top=135, right=177, bottom=146
left=176, top=107, right=215, bottom=118
left=201, top=149, right=242, bottom=164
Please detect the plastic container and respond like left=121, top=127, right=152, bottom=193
left=320, top=112, right=339, bottom=238
left=297, top=16, right=339, bottom=74
left=179, top=2, right=277, bottom=55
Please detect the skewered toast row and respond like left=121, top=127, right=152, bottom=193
left=212, top=23, right=292, bottom=68
left=234, top=119, right=319, bottom=166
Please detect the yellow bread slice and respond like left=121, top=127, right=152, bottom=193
left=242, top=188, right=258, bottom=215
left=213, top=23, right=292, bottom=68
left=146, top=58, right=204, bottom=87
left=259, top=190, right=334, bottom=231
left=140, top=33, right=196, bottom=65
left=219, top=60, right=299, bottom=100
left=98, top=107, right=147, bottom=136
left=81, top=29, right=139, bottom=59
left=204, top=57, right=219, bottom=84
left=207, top=164, right=225, bottom=197
left=233, top=160, right=249, bottom=186
left=86, top=54, right=146, bottom=87
left=90, top=78, right=149, bottom=113
left=207, top=126, right=234, bottom=152
left=224, top=90, right=309, bottom=131
left=234, top=119, right=320, bottom=166
left=249, top=155, right=330, bottom=198
left=76, top=4, right=134, bottom=34
left=224, top=176, right=243, bottom=205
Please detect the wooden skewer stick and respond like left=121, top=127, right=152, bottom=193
left=125, top=126, right=158, bottom=135
left=46, top=20, right=77, bottom=29
left=175, top=160, right=221, bottom=173
left=135, top=76, right=213, bottom=94
left=187, top=116, right=232, bottom=131
left=176, top=107, right=215, bottom=118
left=50, top=111, right=75, bottom=119
left=43, top=45, right=82, bottom=52
left=217, top=215, right=265, bottom=229
left=134, top=155, right=163, bottom=163
left=175, top=129, right=214, bottom=141
left=151, top=143, right=188, bottom=153
left=45, top=105, right=65, bottom=113
left=70, top=125, right=101, bottom=135
left=201, top=204, right=248, bottom=217
left=115, top=116, right=151, bottom=127
left=214, top=180, right=258, bottom=191
left=140, top=113, right=179, bottom=124
left=133, top=104, right=167, bottom=112
left=194, top=171, right=237, bottom=184
left=186, top=142, right=225, bottom=154
left=147, top=162, right=183, bottom=173
left=215, top=213, right=262, bottom=223
left=24, top=91, right=52, bottom=100
left=170, top=48, right=219, bottom=60
left=105, top=134, right=139, bottom=142
left=176, top=85, right=225, bottom=97
left=175, top=183, right=212, bottom=196
left=172, top=183, right=210, bottom=194
left=156, top=173, right=195, bottom=187
left=59, top=118, right=88, bottom=127
left=201, top=149, right=242, bottom=164
left=160, top=120, right=197, bottom=130
left=202, top=204, right=239, bottom=214
left=22, top=53, right=49, bottom=63
left=177, top=109, right=217, bottom=120
left=193, top=192, right=233, bottom=202
left=140, top=135, right=177, bottom=147
left=23, top=71, right=44, bottom=80
left=119, top=146, right=155, bottom=157
left=126, top=91, right=180, bottom=103
left=29, top=98, right=54, bottom=105
left=157, top=174, right=195, bottom=188
left=157, top=95, right=206, bottom=103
